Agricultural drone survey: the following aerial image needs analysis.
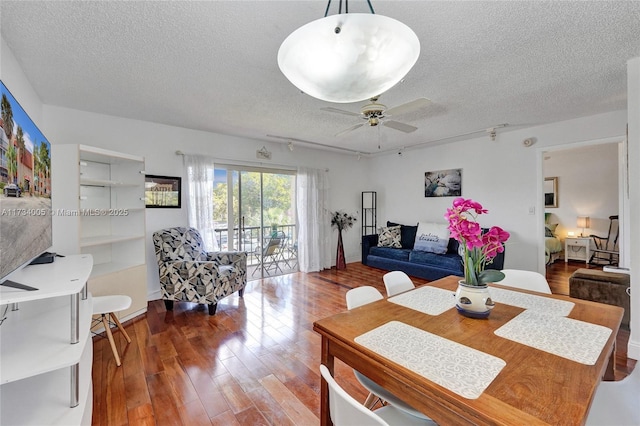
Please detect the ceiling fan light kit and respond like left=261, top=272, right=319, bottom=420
left=278, top=1, right=420, bottom=103
left=324, top=96, right=429, bottom=136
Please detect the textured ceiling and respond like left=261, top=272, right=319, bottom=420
left=2, top=1, right=639, bottom=156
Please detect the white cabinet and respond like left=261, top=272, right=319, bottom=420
left=0, top=255, right=94, bottom=425
left=52, top=144, right=147, bottom=321
left=564, top=237, right=591, bottom=264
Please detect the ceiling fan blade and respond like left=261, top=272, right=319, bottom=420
left=385, top=98, right=431, bottom=117
left=335, top=124, right=364, bottom=137
left=321, top=107, right=361, bottom=117
left=384, top=120, right=418, bottom=133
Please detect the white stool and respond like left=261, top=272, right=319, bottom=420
left=92, top=295, right=132, bottom=366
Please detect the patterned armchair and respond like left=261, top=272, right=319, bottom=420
left=153, top=227, right=247, bottom=315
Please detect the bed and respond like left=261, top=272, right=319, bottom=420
left=545, top=223, right=563, bottom=264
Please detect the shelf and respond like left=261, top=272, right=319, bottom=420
left=90, top=261, right=146, bottom=278
left=0, top=293, right=92, bottom=384
left=0, top=255, right=93, bottom=306
left=79, top=144, right=144, bottom=164
left=80, top=234, right=145, bottom=248
left=80, top=178, right=139, bottom=187
left=1, top=336, right=93, bottom=425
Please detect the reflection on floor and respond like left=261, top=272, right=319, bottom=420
left=91, top=262, right=635, bottom=425
left=248, top=251, right=298, bottom=279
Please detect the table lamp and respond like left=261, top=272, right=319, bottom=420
left=577, top=216, right=590, bottom=237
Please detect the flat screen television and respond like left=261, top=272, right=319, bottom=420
left=0, top=80, right=53, bottom=287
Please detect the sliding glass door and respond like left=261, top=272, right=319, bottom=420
left=212, top=166, right=297, bottom=278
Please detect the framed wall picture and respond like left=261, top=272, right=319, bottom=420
left=425, top=168, right=462, bottom=197
left=544, top=177, right=558, bottom=208
left=145, top=175, right=181, bottom=208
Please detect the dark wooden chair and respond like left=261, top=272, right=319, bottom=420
left=589, top=215, right=619, bottom=266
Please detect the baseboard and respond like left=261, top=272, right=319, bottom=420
left=120, top=307, right=147, bottom=324
left=628, top=338, right=640, bottom=360
left=148, top=289, right=162, bottom=301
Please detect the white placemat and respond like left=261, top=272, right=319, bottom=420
left=489, top=287, right=575, bottom=316
left=387, top=285, right=455, bottom=315
left=354, top=321, right=506, bottom=399
left=494, top=310, right=612, bottom=365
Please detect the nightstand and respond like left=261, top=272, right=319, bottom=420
left=565, top=237, right=591, bottom=264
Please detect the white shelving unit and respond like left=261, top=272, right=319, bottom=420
left=361, top=191, right=377, bottom=236
left=0, top=254, right=94, bottom=425
left=52, top=144, right=147, bottom=321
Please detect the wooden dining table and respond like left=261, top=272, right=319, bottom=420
left=313, top=275, right=623, bottom=426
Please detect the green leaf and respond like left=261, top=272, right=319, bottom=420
left=464, top=257, right=478, bottom=285
left=478, top=270, right=505, bottom=285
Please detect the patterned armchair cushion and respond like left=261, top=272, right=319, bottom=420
left=153, top=227, right=247, bottom=305
left=154, top=227, right=207, bottom=262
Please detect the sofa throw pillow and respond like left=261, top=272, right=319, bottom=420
left=387, top=221, right=419, bottom=249
left=378, top=225, right=402, bottom=248
left=545, top=227, right=554, bottom=238
left=413, top=222, right=450, bottom=254
left=546, top=223, right=558, bottom=236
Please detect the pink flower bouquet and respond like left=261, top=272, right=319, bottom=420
left=445, top=198, right=510, bottom=286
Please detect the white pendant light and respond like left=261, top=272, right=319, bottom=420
left=278, top=4, right=420, bottom=104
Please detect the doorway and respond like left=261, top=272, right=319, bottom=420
left=540, top=137, right=626, bottom=271
left=212, top=166, right=297, bottom=278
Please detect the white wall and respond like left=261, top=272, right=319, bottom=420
left=3, top=35, right=370, bottom=299
left=0, top=38, right=43, bottom=127
left=543, top=143, right=619, bottom=239
left=627, top=57, right=639, bottom=360
left=42, top=105, right=371, bottom=298
left=367, top=111, right=627, bottom=271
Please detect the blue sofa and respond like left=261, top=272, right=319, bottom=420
left=361, top=222, right=505, bottom=281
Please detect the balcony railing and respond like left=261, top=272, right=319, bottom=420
left=214, top=224, right=297, bottom=268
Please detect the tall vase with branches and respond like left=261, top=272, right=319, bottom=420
left=330, top=211, right=356, bottom=270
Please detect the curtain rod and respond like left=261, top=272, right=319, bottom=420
left=174, top=150, right=328, bottom=172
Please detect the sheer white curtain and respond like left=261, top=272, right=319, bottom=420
left=183, top=154, right=219, bottom=251
left=296, top=167, right=331, bottom=272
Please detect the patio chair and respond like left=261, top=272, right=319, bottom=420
left=252, top=231, right=286, bottom=276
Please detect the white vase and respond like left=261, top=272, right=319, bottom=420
left=455, top=280, right=495, bottom=319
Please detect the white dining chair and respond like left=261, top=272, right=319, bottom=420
left=345, top=287, right=432, bottom=420
left=383, top=271, right=415, bottom=297
left=346, top=286, right=384, bottom=310
left=586, top=365, right=640, bottom=425
left=346, top=286, right=385, bottom=408
left=498, top=269, right=552, bottom=294
left=320, top=365, right=437, bottom=426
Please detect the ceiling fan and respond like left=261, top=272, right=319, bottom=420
left=321, top=97, right=430, bottom=137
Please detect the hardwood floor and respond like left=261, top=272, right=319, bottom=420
left=92, top=262, right=635, bottom=425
